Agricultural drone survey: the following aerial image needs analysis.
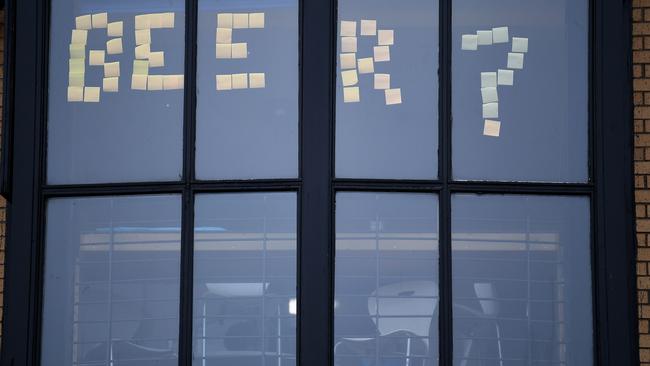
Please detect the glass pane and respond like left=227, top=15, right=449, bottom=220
left=335, top=192, right=439, bottom=365
left=193, top=192, right=297, bottom=365
left=452, top=195, right=592, bottom=365
left=41, top=195, right=181, bottom=366
left=48, top=1, right=185, bottom=184
left=452, top=0, right=588, bottom=182
left=335, top=0, right=439, bottom=179
left=195, top=1, right=299, bottom=180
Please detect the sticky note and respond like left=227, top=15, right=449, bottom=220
left=106, top=38, right=123, bottom=54
left=133, top=60, right=149, bottom=75
left=161, top=13, right=175, bottom=28
left=71, top=29, right=88, bottom=45
left=92, top=13, right=108, bottom=28
left=507, top=52, right=524, bottom=69
left=147, top=75, right=164, bottom=90
left=481, top=72, right=497, bottom=88
left=75, top=15, right=91, bottom=30
left=492, top=26, right=509, bottom=43
left=249, top=13, right=265, bottom=28
left=131, top=74, right=147, bottom=90
left=343, top=86, right=360, bottom=103
left=481, top=87, right=498, bottom=103
left=216, top=74, right=232, bottom=90
left=218, top=13, right=233, bottom=28
left=216, top=28, right=232, bottom=44
left=357, top=57, right=374, bottom=74
left=378, top=30, right=394, bottom=46
left=512, top=37, right=528, bottom=53
left=232, top=73, right=248, bottom=89
left=341, top=37, right=357, bottom=53
left=148, top=14, right=163, bottom=29
left=108, top=21, right=123, bottom=37
left=461, top=34, right=478, bottom=50
left=149, top=51, right=164, bottom=67
left=483, top=120, right=501, bottom=137
left=216, top=44, right=232, bottom=59
left=135, top=14, right=151, bottom=30
left=385, top=88, right=402, bottom=105
left=341, top=69, right=358, bottom=86
left=340, top=21, right=356, bottom=37
left=89, top=50, right=105, bottom=66
left=340, top=53, right=356, bottom=69
left=83, top=86, right=100, bottom=102
left=69, top=44, right=85, bottom=59
left=498, top=69, right=514, bottom=86
left=361, top=20, right=377, bottom=36
left=374, top=73, right=390, bottom=90
left=249, top=73, right=265, bottom=88
left=135, top=44, right=150, bottom=59
left=103, top=77, right=119, bottom=92
left=374, top=46, right=390, bottom=62
left=233, top=13, right=249, bottom=29
left=482, top=102, right=498, bottom=118
left=477, top=30, right=493, bottom=45
left=69, top=58, right=85, bottom=73
left=163, top=75, right=184, bottom=90
left=67, top=86, right=83, bottom=102
left=68, top=72, right=84, bottom=87
left=104, top=61, right=120, bottom=77
left=135, top=29, right=151, bottom=45
left=231, top=43, right=248, bottom=59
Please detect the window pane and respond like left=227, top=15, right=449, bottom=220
left=335, top=192, right=439, bottom=365
left=452, top=195, right=592, bottom=365
left=41, top=195, right=181, bottom=366
left=193, top=192, right=297, bottom=365
left=195, top=1, right=299, bottom=180
left=335, top=0, right=439, bottom=179
left=48, top=1, right=185, bottom=184
left=452, top=0, right=588, bottom=182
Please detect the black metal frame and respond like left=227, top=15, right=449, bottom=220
left=0, top=0, right=637, bottom=365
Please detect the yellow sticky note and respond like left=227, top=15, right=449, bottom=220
left=217, top=13, right=233, bottom=28
left=341, top=69, right=358, bottom=86
left=341, top=37, right=357, bottom=53
left=249, top=73, right=265, bottom=88
left=216, top=74, right=232, bottom=91
left=340, top=21, right=356, bottom=37
left=216, top=44, right=232, bottom=59
left=373, top=46, right=390, bottom=62
left=249, top=13, right=265, bottom=28
left=135, top=44, right=150, bottom=59
left=68, top=72, right=84, bottom=87
left=216, top=28, right=232, bottom=44
left=360, top=20, right=377, bottom=36
left=340, top=53, right=356, bottom=70
left=135, top=14, right=151, bottom=30
left=69, top=44, right=85, bottom=59
left=133, top=60, right=149, bottom=75
left=148, top=13, right=164, bottom=29
left=163, top=75, right=184, bottom=90
left=67, top=86, right=83, bottom=102
left=149, top=51, right=164, bottom=67
left=131, top=74, right=148, bottom=90
left=147, top=75, right=164, bottom=90
left=92, top=13, right=108, bottom=28
left=104, top=61, right=120, bottom=77
left=483, top=120, right=501, bottom=137
left=69, top=58, right=85, bottom=74
left=231, top=43, right=248, bottom=59
left=232, top=73, right=248, bottom=89
left=161, top=13, right=175, bottom=28
left=107, top=21, right=123, bottom=37
left=374, top=73, right=390, bottom=90
left=83, top=86, right=100, bottom=102
left=343, top=86, right=360, bottom=103
left=89, top=50, right=105, bottom=66
left=103, top=77, right=119, bottom=92
left=378, top=29, right=394, bottom=46
left=135, top=29, right=151, bottom=45
left=233, top=13, right=249, bottom=29
left=385, top=88, right=402, bottom=105
left=106, top=38, right=123, bottom=55
left=75, top=15, right=92, bottom=30
left=357, top=57, right=374, bottom=74
left=71, top=29, right=88, bottom=45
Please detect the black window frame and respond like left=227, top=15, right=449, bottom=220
left=0, top=0, right=637, bottom=365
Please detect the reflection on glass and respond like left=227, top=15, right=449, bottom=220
left=41, top=195, right=181, bottom=366
left=335, top=192, right=439, bottom=365
left=48, top=1, right=185, bottom=184
left=452, top=0, right=588, bottom=182
left=452, top=195, right=592, bottom=365
left=335, top=0, right=439, bottom=179
left=195, top=0, right=299, bottom=180
left=193, top=193, right=297, bottom=365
